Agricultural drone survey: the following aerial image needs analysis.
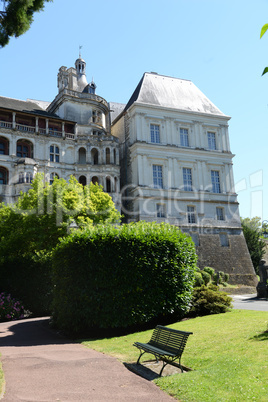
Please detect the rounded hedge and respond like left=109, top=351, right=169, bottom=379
left=52, top=222, right=197, bottom=336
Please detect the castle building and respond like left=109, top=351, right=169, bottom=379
left=0, top=56, right=257, bottom=285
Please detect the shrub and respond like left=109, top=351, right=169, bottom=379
left=200, top=270, right=211, bottom=285
left=0, top=252, right=53, bottom=316
left=194, top=270, right=204, bottom=287
left=203, top=266, right=215, bottom=277
left=0, top=292, right=24, bottom=322
left=188, top=285, right=233, bottom=317
left=52, top=222, right=197, bottom=336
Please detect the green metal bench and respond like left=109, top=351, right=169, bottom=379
left=133, top=325, right=193, bottom=376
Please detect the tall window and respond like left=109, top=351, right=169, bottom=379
left=156, top=203, right=166, bottom=218
left=208, top=132, right=216, bottom=150
left=26, top=172, right=33, bottom=183
left=0, top=167, right=8, bottom=184
left=92, top=110, right=101, bottom=124
left=17, top=140, right=32, bottom=158
left=180, top=128, right=189, bottom=147
left=0, top=137, right=8, bottom=155
left=50, top=172, right=59, bottom=185
left=150, top=124, right=160, bottom=143
left=153, top=165, right=163, bottom=188
left=187, top=206, right=196, bottom=223
left=216, top=207, right=224, bottom=221
left=183, top=168, right=192, bottom=191
left=50, top=145, right=60, bottom=162
left=211, top=170, right=221, bottom=193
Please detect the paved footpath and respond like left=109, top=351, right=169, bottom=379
left=0, top=317, right=174, bottom=402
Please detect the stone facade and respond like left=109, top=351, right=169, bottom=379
left=111, top=72, right=257, bottom=285
left=0, top=56, right=121, bottom=211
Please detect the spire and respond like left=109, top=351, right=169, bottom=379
left=79, top=45, right=82, bottom=59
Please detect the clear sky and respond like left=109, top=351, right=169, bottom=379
left=1, top=0, right=268, bottom=222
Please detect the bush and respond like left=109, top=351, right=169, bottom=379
left=203, top=266, right=215, bottom=277
left=0, top=252, right=53, bottom=316
left=52, top=222, right=197, bottom=336
left=188, top=285, right=233, bottom=317
left=0, top=292, right=24, bottom=322
left=200, top=270, right=211, bottom=285
left=194, top=270, right=204, bottom=287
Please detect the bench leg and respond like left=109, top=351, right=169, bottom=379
left=159, top=361, right=168, bottom=377
left=137, top=350, right=146, bottom=365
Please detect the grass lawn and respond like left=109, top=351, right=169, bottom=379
left=82, top=310, right=268, bottom=401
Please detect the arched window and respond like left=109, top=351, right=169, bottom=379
left=91, top=176, right=99, bottom=185
left=106, top=177, right=111, bottom=193
left=79, top=175, right=87, bottom=186
left=50, top=145, right=60, bottom=162
left=106, top=148, right=110, bottom=164
left=0, top=167, right=8, bottom=184
left=50, top=172, right=59, bottom=185
left=0, top=137, right=9, bottom=155
left=91, top=148, right=99, bottom=165
left=17, top=140, right=33, bottom=158
left=78, top=147, right=86, bottom=164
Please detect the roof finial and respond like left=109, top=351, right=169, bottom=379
left=79, top=45, right=82, bottom=59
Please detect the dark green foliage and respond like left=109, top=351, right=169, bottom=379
left=189, top=285, right=233, bottom=317
left=0, top=252, right=52, bottom=316
left=241, top=219, right=266, bottom=274
left=52, top=222, right=197, bottom=337
left=200, top=270, right=211, bottom=285
left=194, top=270, right=204, bottom=287
left=0, top=0, right=53, bottom=47
left=203, top=266, right=215, bottom=277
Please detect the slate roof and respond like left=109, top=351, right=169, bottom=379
left=123, top=73, right=227, bottom=117
left=0, top=96, right=74, bottom=121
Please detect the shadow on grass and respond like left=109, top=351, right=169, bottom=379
left=251, top=331, right=268, bottom=341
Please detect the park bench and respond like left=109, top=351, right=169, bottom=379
left=133, top=325, right=193, bottom=376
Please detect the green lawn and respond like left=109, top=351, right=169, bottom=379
left=0, top=359, right=4, bottom=398
left=82, top=310, right=268, bottom=401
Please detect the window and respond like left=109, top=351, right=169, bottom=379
left=153, top=165, right=163, bottom=188
left=208, top=132, right=216, bottom=150
left=50, top=145, right=60, bottom=162
left=0, top=167, right=8, bottom=184
left=211, top=170, right=221, bottom=193
left=0, top=137, right=8, bottom=155
left=219, top=233, right=229, bottom=247
left=183, top=168, right=192, bottom=191
left=79, top=175, right=87, bottom=186
left=78, top=147, right=86, bottom=164
left=216, top=207, right=224, bottom=221
left=26, top=172, right=33, bottom=183
left=187, top=206, right=196, bottom=223
left=150, top=124, right=160, bottom=143
left=92, top=110, right=101, bottom=124
left=19, top=173, right=24, bottom=183
left=180, top=128, right=189, bottom=147
left=91, top=148, right=99, bottom=165
left=17, top=140, right=32, bottom=158
left=50, top=172, right=59, bottom=184
left=106, top=148, right=110, bottom=164
left=156, top=204, right=166, bottom=218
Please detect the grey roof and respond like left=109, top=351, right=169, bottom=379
left=124, top=73, right=227, bottom=117
left=0, top=96, right=70, bottom=120
left=109, top=102, right=126, bottom=123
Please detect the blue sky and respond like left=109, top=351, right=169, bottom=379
left=1, top=0, right=268, bottom=221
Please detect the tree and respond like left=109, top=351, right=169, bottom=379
left=0, top=0, right=52, bottom=47
left=241, top=217, right=266, bottom=274
left=260, top=24, right=268, bottom=75
left=0, top=174, right=121, bottom=314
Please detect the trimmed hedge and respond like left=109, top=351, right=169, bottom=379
left=52, top=222, right=197, bottom=336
